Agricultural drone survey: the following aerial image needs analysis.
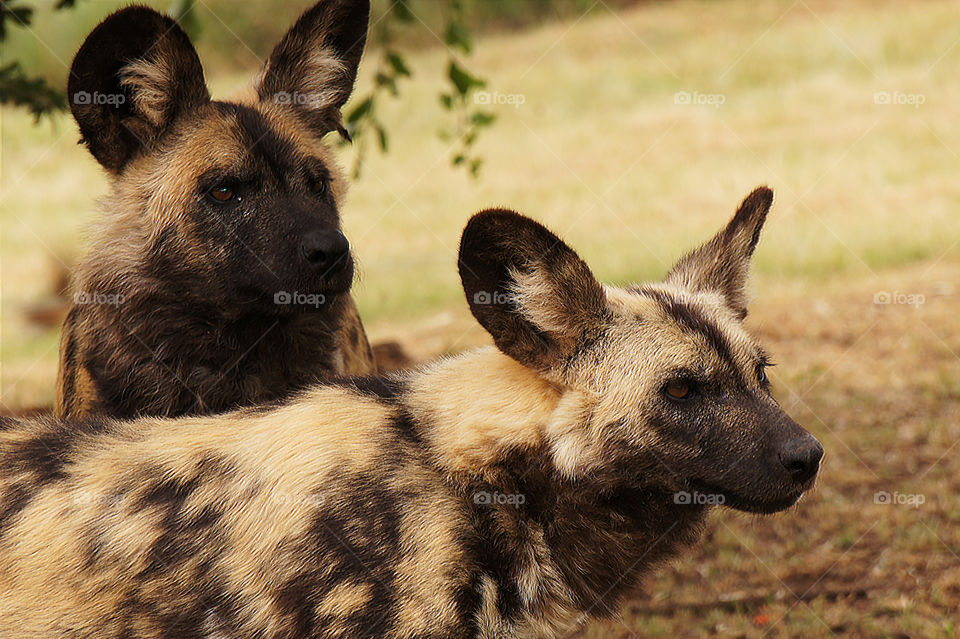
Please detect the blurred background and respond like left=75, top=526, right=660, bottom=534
left=2, top=0, right=958, bottom=636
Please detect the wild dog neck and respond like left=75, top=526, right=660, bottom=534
left=402, top=347, right=562, bottom=480
left=400, top=347, right=709, bottom=623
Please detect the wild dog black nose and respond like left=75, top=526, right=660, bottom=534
left=779, top=436, right=824, bottom=483
left=301, top=231, right=349, bottom=274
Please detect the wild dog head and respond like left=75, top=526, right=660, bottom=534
left=67, top=1, right=369, bottom=314
left=459, top=187, right=823, bottom=514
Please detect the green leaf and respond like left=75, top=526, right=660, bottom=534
left=346, top=96, right=374, bottom=124
left=470, top=111, right=496, bottom=127
left=0, top=62, right=67, bottom=121
left=375, top=72, right=398, bottom=96
left=470, top=158, right=483, bottom=176
left=1, top=2, right=34, bottom=39
left=386, top=52, right=411, bottom=78
left=453, top=154, right=466, bottom=166
left=444, top=21, right=472, bottom=54
left=391, top=0, right=415, bottom=23
left=448, top=61, right=484, bottom=98
left=375, top=123, right=388, bottom=152
left=439, top=94, right=454, bottom=110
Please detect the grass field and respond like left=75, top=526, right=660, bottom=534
left=2, top=0, right=959, bottom=636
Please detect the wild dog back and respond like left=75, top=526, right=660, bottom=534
left=1, top=189, right=821, bottom=638
left=0, top=396, right=475, bottom=638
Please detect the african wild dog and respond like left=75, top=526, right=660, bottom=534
left=56, top=0, right=376, bottom=420
left=0, top=188, right=823, bottom=638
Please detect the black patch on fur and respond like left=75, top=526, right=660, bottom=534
left=388, top=411, right=423, bottom=448
left=58, top=310, right=80, bottom=416
left=1, top=416, right=111, bottom=484
left=332, top=375, right=405, bottom=404
left=636, top=287, right=746, bottom=386
left=0, top=416, right=113, bottom=535
left=136, top=475, right=199, bottom=514
left=117, top=563, right=236, bottom=637
left=0, top=483, right=33, bottom=537
left=272, top=475, right=404, bottom=637
left=81, top=524, right=108, bottom=570
left=140, top=503, right=224, bottom=578
left=461, top=446, right=560, bottom=623
left=213, top=101, right=301, bottom=179
left=148, top=225, right=176, bottom=258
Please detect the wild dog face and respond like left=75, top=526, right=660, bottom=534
left=67, top=1, right=369, bottom=313
left=459, top=187, right=823, bottom=514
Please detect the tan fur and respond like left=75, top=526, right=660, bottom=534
left=406, top=349, right=561, bottom=477
left=4, top=192, right=820, bottom=638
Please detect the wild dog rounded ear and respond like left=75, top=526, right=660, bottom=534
left=458, top=209, right=609, bottom=373
left=255, top=0, right=370, bottom=140
left=664, top=186, right=774, bottom=320
left=67, top=7, right=210, bottom=173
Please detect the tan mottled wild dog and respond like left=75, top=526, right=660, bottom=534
left=56, top=1, right=376, bottom=421
left=0, top=188, right=823, bottom=638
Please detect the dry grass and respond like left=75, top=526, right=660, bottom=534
left=1, top=0, right=959, bottom=635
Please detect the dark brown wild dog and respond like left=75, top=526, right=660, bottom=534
left=56, top=1, right=376, bottom=420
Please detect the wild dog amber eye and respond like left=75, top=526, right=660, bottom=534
left=209, top=186, right=235, bottom=202
left=665, top=382, right=691, bottom=400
